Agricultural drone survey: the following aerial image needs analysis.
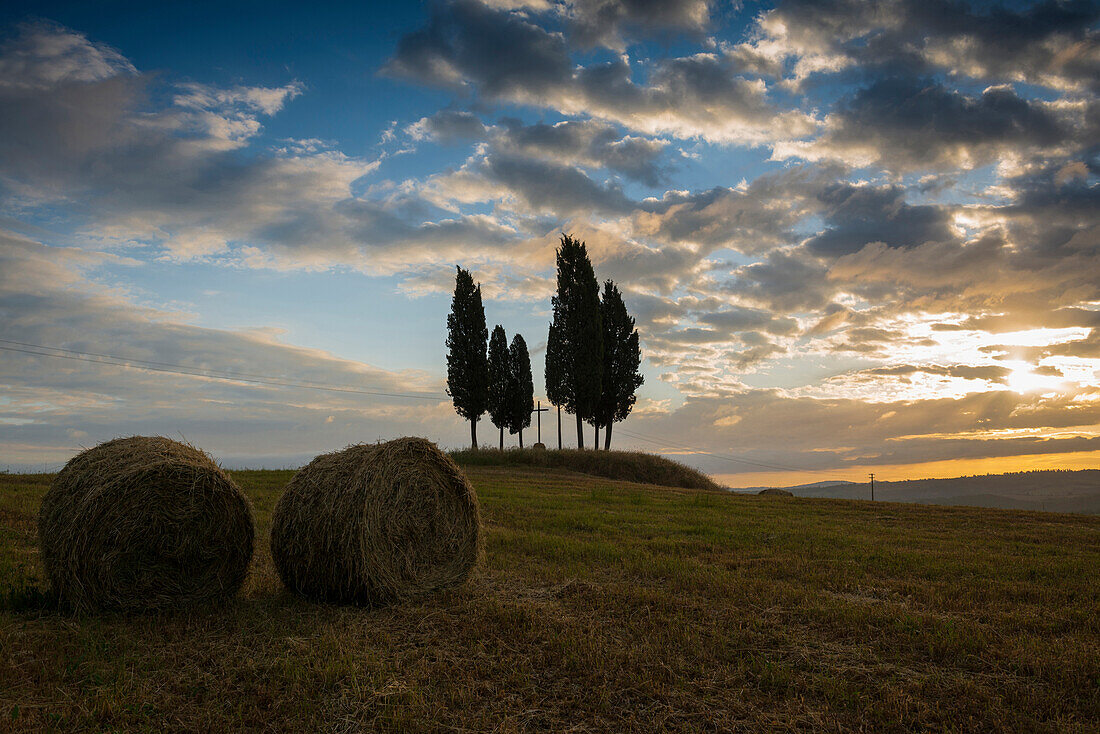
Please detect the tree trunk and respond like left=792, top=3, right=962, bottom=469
left=470, top=418, right=478, bottom=450
left=519, top=429, right=524, bottom=448
left=575, top=412, right=584, bottom=449
left=557, top=405, right=562, bottom=450
left=604, top=422, right=612, bottom=450
left=593, top=423, right=599, bottom=451
left=499, top=425, right=503, bottom=450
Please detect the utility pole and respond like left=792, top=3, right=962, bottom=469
left=533, top=400, right=549, bottom=444
left=868, top=473, right=875, bottom=501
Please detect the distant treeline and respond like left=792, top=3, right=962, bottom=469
left=446, top=234, right=643, bottom=450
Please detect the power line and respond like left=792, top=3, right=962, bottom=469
left=0, top=338, right=335, bottom=384
left=4, top=338, right=859, bottom=477
left=0, top=342, right=448, bottom=401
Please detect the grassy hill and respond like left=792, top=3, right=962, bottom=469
left=1, top=466, right=1098, bottom=731
left=449, top=446, right=723, bottom=490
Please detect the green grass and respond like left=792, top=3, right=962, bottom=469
left=1, top=466, right=1098, bottom=731
left=450, top=446, right=722, bottom=490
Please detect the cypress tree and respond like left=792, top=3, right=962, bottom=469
left=596, top=280, right=644, bottom=450
left=544, top=321, right=565, bottom=449
left=507, top=334, right=534, bottom=448
left=486, top=325, right=511, bottom=450
left=545, top=234, right=602, bottom=448
left=445, top=266, right=489, bottom=449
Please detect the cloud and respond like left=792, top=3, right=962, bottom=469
left=729, top=248, right=832, bottom=311
left=634, top=164, right=839, bottom=254
left=0, top=21, right=136, bottom=89
left=495, top=118, right=669, bottom=185
left=385, top=0, right=816, bottom=144
left=805, top=183, right=956, bottom=257
left=0, top=231, right=455, bottom=466
left=859, top=363, right=1012, bottom=384
left=775, top=78, right=1083, bottom=172
left=736, top=0, right=1100, bottom=92
left=407, top=109, right=488, bottom=143
left=476, top=0, right=714, bottom=50
left=0, top=23, right=550, bottom=274
left=426, top=152, right=636, bottom=216
left=697, top=306, right=798, bottom=335
left=4, top=12, right=1100, bottom=475
left=624, top=384, right=1100, bottom=475
left=564, top=0, right=713, bottom=49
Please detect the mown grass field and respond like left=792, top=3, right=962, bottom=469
left=1, top=465, right=1098, bottom=731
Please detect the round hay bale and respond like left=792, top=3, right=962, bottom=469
left=531, top=442, right=547, bottom=450
left=270, top=437, right=481, bottom=605
left=39, top=436, right=255, bottom=613
left=758, top=487, right=794, bottom=496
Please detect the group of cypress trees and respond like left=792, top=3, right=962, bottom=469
left=545, top=234, right=643, bottom=450
left=446, top=234, right=643, bottom=451
left=446, top=267, right=534, bottom=449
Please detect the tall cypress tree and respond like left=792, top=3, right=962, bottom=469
left=486, top=325, right=511, bottom=450
left=445, top=266, right=488, bottom=449
left=544, top=321, right=565, bottom=449
left=545, top=234, right=602, bottom=449
left=595, top=280, right=644, bottom=450
left=507, top=333, right=534, bottom=448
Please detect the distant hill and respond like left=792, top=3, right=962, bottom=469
left=748, top=469, right=1100, bottom=514
left=735, top=479, right=854, bottom=493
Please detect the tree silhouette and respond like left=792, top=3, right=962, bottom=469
left=545, top=234, right=602, bottom=449
left=595, top=280, right=644, bottom=450
left=507, top=333, right=534, bottom=448
left=545, top=320, right=564, bottom=448
left=445, top=266, right=488, bottom=449
left=486, top=324, right=511, bottom=450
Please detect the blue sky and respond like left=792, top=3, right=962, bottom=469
left=1, top=0, right=1098, bottom=484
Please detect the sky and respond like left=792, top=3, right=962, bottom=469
left=0, top=0, right=1098, bottom=485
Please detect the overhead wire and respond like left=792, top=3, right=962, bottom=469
left=0, top=341, right=448, bottom=401
left=3, top=338, right=854, bottom=477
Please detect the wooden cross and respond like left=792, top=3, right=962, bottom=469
left=533, top=400, right=550, bottom=444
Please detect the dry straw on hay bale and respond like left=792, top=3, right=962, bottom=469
left=271, top=437, right=481, bottom=605
left=39, top=436, right=255, bottom=613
